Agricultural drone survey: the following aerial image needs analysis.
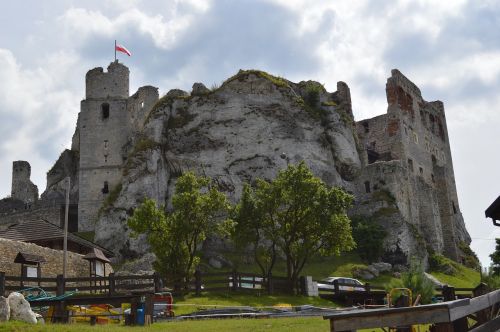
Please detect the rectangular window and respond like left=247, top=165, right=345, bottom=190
left=408, top=159, right=414, bottom=172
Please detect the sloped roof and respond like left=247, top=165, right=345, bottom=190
left=0, top=219, right=114, bottom=257
left=83, top=248, right=111, bottom=263
left=486, top=195, right=500, bottom=226
left=14, top=252, right=46, bottom=264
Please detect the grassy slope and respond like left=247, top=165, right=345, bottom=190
left=211, top=252, right=397, bottom=286
left=429, top=266, right=480, bottom=288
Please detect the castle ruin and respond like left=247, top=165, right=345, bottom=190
left=0, top=62, right=471, bottom=265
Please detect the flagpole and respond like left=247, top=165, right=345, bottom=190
left=114, top=40, right=116, bottom=61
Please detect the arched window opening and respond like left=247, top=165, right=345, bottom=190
left=452, top=201, right=457, bottom=214
left=362, top=122, right=369, bottom=133
left=101, top=103, right=110, bottom=119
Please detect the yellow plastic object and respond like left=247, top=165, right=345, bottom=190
left=387, top=288, right=413, bottom=307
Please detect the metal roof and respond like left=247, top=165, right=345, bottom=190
left=0, top=219, right=114, bottom=257
left=486, top=195, right=500, bottom=226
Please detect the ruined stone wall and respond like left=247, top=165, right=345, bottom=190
left=355, top=69, right=469, bottom=261
left=0, top=238, right=113, bottom=295
left=0, top=238, right=112, bottom=278
left=11, top=161, right=38, bottom=205
left=128, top=86, right=159, bottom=134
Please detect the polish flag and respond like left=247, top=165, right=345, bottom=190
left=115, top=44, right=131, bottom=56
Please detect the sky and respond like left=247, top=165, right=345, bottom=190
left=1, top=0, right=499, bottom=266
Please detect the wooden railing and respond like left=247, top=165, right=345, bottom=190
left=190, top=271, right=299, bottom=295
left=0, top=271, right=161, bottom=297
left=324, top=287, right=500, bottom=331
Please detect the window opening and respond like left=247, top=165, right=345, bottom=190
left=364, top=181, right=371, bottom=193
left=362, top=122, right=369, bottom=133
left=101, top=103, right=110, bottom=119
left=419, top=167, right=423, bottom=175
left=102, top=181, right=109, bottom=194
left=408, top=159, right=414, bottom=172
left=452, top=201, right=457, bottom=214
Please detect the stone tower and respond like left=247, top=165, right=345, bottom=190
left=356, top=69, right=470, bottom=262
left=11, top=161, right=38, bottom=205
left=77, top=61, right=131, bottom=231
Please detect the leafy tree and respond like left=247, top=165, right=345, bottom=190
left=234, top=161, right=356, bottom=292
left=233, top=184, right=277, bottom=277
left=128, top=172, right=232, bottom=288
left=351, top=216, right=387, bottom=263
left=490, top=238, right=500, bottom=276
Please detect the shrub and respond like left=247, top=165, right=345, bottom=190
left=351, top=216, right=387, bottom=263
left=429, top=254, right=457, bottom=275
left=401, top=259, right=435, bottom=304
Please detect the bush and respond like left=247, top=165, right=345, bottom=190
left=351, top=216, right=387, bottom=263
left=429, top=254, right=457, bottom=275
left=401, top=260, right=435, bottom=304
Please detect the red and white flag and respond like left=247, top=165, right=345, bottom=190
left=115, top=43, right=131, bottom=56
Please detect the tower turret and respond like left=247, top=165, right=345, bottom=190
left=11, top=160, right=39, bottom=204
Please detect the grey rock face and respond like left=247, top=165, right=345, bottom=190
left=96, top=72, right=360, bottom=260
left=0, top=296, right=9, bottom=322
left=191, top=83, right=210, bottom=96
left=370, top=262, right=392, bottom=273
left=352, top=267, right=376, bottom=280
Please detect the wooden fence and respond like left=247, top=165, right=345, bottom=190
left=0, top=271, right=162, bottom=296
left=190, top=271, right=301, bottom=295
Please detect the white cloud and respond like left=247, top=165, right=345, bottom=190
left=0, top=49, right=80, bottom=196
left=58, top=2, right=210, bottom=50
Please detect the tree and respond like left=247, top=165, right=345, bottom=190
left=233, top=183, right=277, bottom=277
left=351, top=216, right=387, bottom=263
left=234, top=161, right=356, bottom=292
left=128, top=172, right=232, bottom=288
left=490, top=238, right=500, bottom=276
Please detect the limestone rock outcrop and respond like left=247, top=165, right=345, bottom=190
left=8, top=292, right=37, bottom=324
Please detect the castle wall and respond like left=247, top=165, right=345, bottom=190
left=11, top=161, right=39, bottom=205
left=128, top=86, right=159, bottom=134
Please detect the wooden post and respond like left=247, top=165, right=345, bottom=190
left=0, top=272, right=4, bottom=297
left=144, top=293, right=153, bottom=326
left=130, top=299, right=138, bottom=326
left=194, top=270, right=202, bottom=296
left=108, top=273, right=115, bottom=296
left=153, top=272, right=161, bottom=293
left=56, top=274, right=65, bottom=296
left=442, top=285, right=455, bottom=301
left=299, top=276, right=306, bottom=296
left=232, top=269, right=238, bottom=291
left=473, top=283, right=490, bottom=325
left=333, top=279, right=340, bottom=294
left=267, top=272, right=274, bottom=295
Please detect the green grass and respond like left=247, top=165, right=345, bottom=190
left=206, top=252, right=399, bottom=287
left=172, top=291, right=337, bottom=316
left=0, top=318, right=330, bottom=332
left=430, top=267, right=480, bottom=288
